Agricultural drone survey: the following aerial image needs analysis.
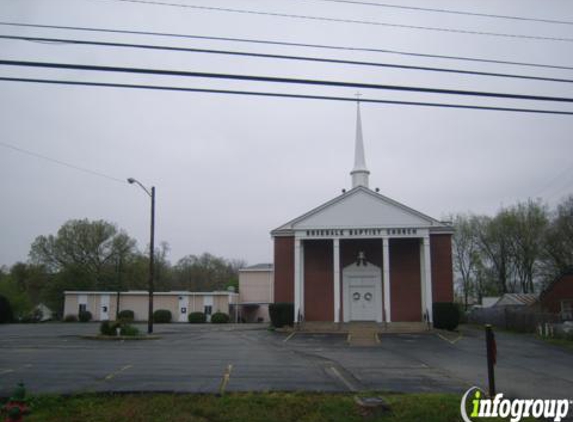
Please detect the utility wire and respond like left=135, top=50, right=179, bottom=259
left=0, top=141, right=126, bottom=183
left=103, top=0, right=573, bottom=43
left=302, top=0, right=573, bottom=26
left=1, top=76, right=572, bottom=116
left=2, top=21, right=573, bottom=71
left=2, top=59, right=573, bottom=104
left=3, top=34, right=573, bottom=85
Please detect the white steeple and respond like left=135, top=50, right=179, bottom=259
left=350, top=101, right=370, bottom=189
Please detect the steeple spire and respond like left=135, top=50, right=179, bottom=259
left=350, top=98, right=370, bottom=189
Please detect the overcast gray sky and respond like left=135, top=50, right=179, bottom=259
left=1, top=0, right=572, bottom=268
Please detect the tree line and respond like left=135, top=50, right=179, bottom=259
left=452, top=196, right=573, bottom=309
left=0, top=219, right=245, bottom=319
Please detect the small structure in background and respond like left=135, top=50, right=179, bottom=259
left=63, top=290, right=238, bottom=322
left=237, top=264, right=273, bottom=323
left=480, top=297, right=501, bottom=308
left=538, top=268, right=573, bottom=321
left=493, top=293, right=538, bottom=308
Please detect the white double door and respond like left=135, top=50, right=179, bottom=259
left=349, top=283, right=377, bottom=321
left=343, top=262, right=382, bottom=322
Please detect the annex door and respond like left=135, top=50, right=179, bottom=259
left=343, top=261, right=382, bottom=322
left=100, top=294, right=110, bottom=321
left=178, top=295, right=189, bottom=322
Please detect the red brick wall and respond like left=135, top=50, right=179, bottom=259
left=304, top=240, right=333, bottom=321
left=274, top=236, right=294, bottom=303
left=390, top=238, right=422, bottom=322
left=540, top=273, right=573, bottom=314
left=430, top=234, right=454, bottom=303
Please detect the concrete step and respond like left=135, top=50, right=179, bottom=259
left=299, top=321, right=431, bottom=334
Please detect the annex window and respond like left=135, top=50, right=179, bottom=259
left=204, top=305, right=212, bottom=316
left=78, top=303, right=87, bottom=313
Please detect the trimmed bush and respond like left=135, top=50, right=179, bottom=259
left=433, top=302, right=460, bottom=331
left=120, top=325, right=140, bottom=336
left=0, top=295, right=14, bottom=324
left=188, top=312, right=206, bottom=323
left=78, top=310, right=92, bottom=322
left=153, top=309, right=172, bottom=323
left=269, top=303, right=294, bottom=328
left=100, top=320, right=118, bottom=336
left=100, top=320, right=140, bottom=336
left=63, top=314, right=78, bottom=322
left=118, top=310, right=135, bottom=322
left=211, top=312, right=230, bottom=324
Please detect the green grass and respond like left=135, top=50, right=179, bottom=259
left=20, top=393, right=451, bottom=422
left=8, top=392, right=533, bottom=422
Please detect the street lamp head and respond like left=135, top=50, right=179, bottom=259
left=127, top=177, right=136, bottom=184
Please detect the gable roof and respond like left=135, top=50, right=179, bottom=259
left=272, top=186, right=452, bottom=235
left=539, top=267, right=573, bottom=301
left=494, top=293, right=538, bottom=307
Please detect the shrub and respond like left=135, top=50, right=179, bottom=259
left=100, top=320, right=140, bottom=336
left=0, top=295, right=14, bottom=323
left=433, top=302, right=460, bottom=331
left=188, top=312, right=206, bottom=323
left=269, top=303, right=294, bottom=328
left=211, top=312, right=230, bottom=324
left=20, top=308, right=43, bottom=323
left=118, top=310, right=135, bottom=322
left=63, top=314, right=78, bottom=322
left=100, top=320, right=118, bottom=336
left=78, top=310, right=92, bottom=322
left=120, top=325, right=140, bottom=336
left=153, top=309, right=172, bottom=323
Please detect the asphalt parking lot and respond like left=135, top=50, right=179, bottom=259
left=1, top=323, right=572, bottom=399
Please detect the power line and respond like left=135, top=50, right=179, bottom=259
left=302, top=0, right=573, bottom=26
left=102, top=0, right=573, bottom=43
left=0, top=141, right=126, bottom=183
left=2, top=21, right=573, bottom=71
left=2, top=59, right=573, bottom=104
left=1, top=76, right=573, bottom=115
left=3, top=34, right=573, bottom=84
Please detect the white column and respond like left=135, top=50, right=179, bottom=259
left=300, top=240, right=305, bottom=318
left=294, top=238, right=301, bottom=323
left=420, top=238, right=426, bottom=320
left=423, top=236, right=433, bottom=323
left=382, top=237, right=391, bottom=322
left=333, top=238, right=341, bottom=323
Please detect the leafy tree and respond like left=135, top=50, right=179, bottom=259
left=172, top=253, right=245, bottom=291
left=452, top=214, right=481, bottom=308
left=29, top=219, right=136, bottom=291
left=541, top=195, right=573, bottom=285
left=0, top=294, right=14, bottom=323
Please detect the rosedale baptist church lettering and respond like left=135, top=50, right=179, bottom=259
left=305, top=228, right=418, bottom=237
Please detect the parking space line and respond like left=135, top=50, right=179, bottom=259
left=104, top=364, right=132, bottom=381
left=328, top=366, right=358, bottom=392
left=283, top=332, right=296, bottom=343
left=0, top=369, right=14, bottom=375
left=437, top=332, right=463, bottom=345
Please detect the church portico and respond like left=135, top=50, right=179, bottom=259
left=271, top=103, right=454, bottom=327
left=286, top=232, right=438, bottom=324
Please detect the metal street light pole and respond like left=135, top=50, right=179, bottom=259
left=127, top=177, right=155, bottom=334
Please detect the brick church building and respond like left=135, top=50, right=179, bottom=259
left=271, top=105, right=454, bottom=325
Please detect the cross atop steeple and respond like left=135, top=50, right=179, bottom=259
left=350, top=100, right=370, bottom=189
